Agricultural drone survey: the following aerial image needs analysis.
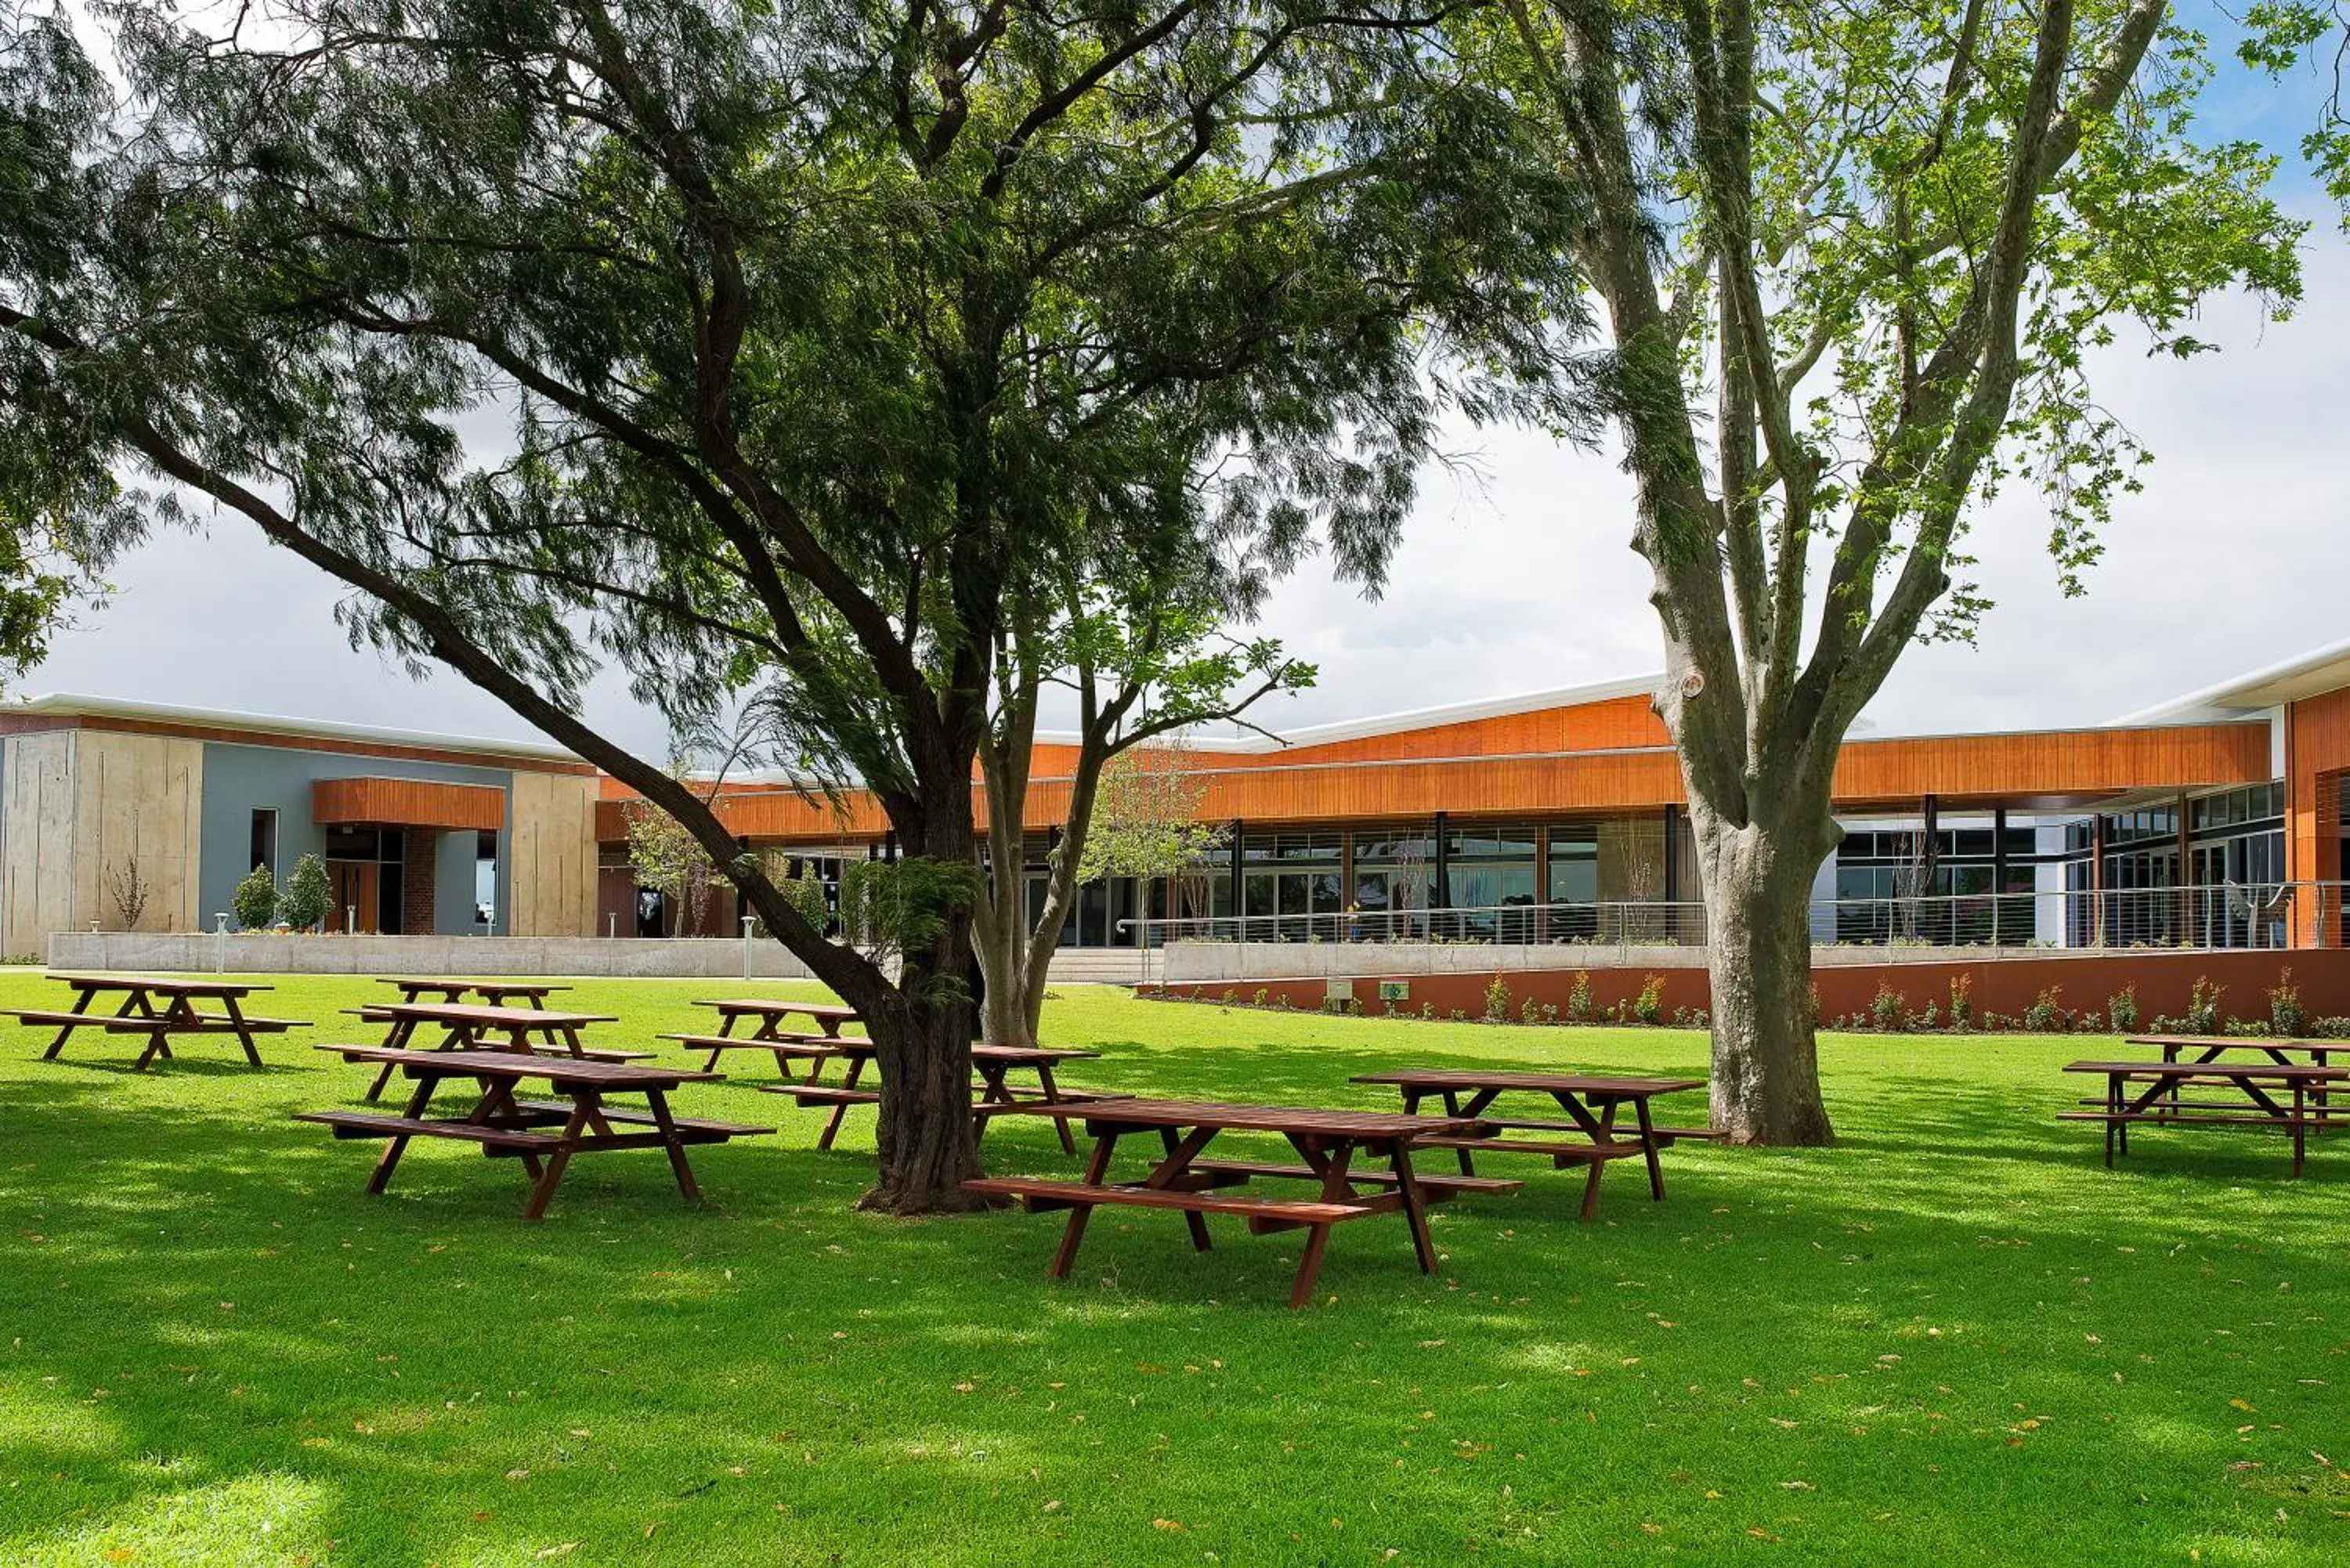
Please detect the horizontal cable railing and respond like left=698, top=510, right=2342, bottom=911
left=1119, top=882, right=2350, bottom=955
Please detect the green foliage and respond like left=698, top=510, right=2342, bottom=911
left=230, top=864, right=276, bottom=930
left=1871, top=984, right=1907, bottom=1031
left=837, top=858, right=978, bottom=960
left=1484, top=973, right=1513, bottom=1022
left=787, top=867, right=831, bottom=941
left=1076, top=748, right=1231, bottom=887
left=2106, top=984, right=2139, bottom=1033
left=2024, top=986, right=2067, bottom=1034
left=1949, top=974, right=1976, bottom=1031
left=278, top=853, right=331, bottom=932
left=2269, top=966, right=2307, bottom=1037
left=2189, top=976, right=2227, bottom=1035
left=1633, top=974, right=1666, bottom=1027
left=1566, top=970, right=1595, bottom=1024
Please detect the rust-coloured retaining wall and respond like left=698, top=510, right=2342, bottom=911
left=1157, top=948, right=2350, bottom=1028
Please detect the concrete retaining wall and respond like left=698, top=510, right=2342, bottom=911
left=44, top=931, right=1158, bottom=983
left=49, top=931, right=822, bottom=979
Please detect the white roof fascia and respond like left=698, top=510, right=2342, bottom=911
left=4, top=692, right=581, bottom=764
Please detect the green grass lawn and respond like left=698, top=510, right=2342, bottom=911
left=2, top=974, right=2345, bottom=1566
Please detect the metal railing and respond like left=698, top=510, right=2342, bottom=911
left=1121, top=882, right=2350, bottom=955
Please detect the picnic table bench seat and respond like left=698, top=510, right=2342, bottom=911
left=1466, top=1113, right=1721, bottom=1143
left=659, top=1031, right=848, bottom=1075
left=507, top=1100, right=774, bottom=1139
left=296, top=1110, right=561, bottom=1151
left=3, top=1007, right=305, bottom=1032
left=317, top=1041, right=654, bottom=1067
left=2058, top=1108, right=2327, bottom=1129
left=1187, top=1157, right=1523, bottom=1198
left=964, top=1175, right=1365, bottom=1231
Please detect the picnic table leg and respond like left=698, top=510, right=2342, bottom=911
left=2105, top=1075, right=2120, bottom=1168
left=2292, top=1082, right=2307, bottom=1177
left=1633, top=1097, right=1666, bottom=1201
left=1035, top=1064, right=1079, bottom=1157
left=366, top=1017, right=421, bottom=1102
left=645, top=1089, right=705, bottom=1203
left=522, top=1102, right=590, bottom=1219
left=1437, top=1089, right=1475, bottom=1177
left=1288, top=1222, right=1334, bottom=1310
left=818, top=1056, right=866, bottom=1151
left=41, top=987, right=98, bottom=1060
left=220, top=993, right=267, bottom=1068
left=1157, top=1127, right=1213, bottom=1252
left=1386, top=1140, right=1438, bottom=1274
left=368, top=1075, right=443, bottom=1194
left=1048, top=1132, right=1120, bottom=1280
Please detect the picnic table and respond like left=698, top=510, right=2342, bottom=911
left=964, top=1099, right=1516, bottom=1309
left=340, top=1002, right=640, bottom=1101
left=665, top=997, right=866, bottom=1077
left=376, top=977, right=572, bottom=1008
left=1352, top=1069, right=1712, bottom=1220
left=2059, top=1060, right=2346, bottom=1175
left=298, top=1049, right=769, bottom=1218
left=758, top=1041, right=1115, bottom=1154
left=3, top=974, right=308, bottom=1069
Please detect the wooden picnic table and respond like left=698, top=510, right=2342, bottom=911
left=376, top=977, right=572, bottom=1008
left=341, top=1002, right=636, bottom=1102
left=1352, top=1069, right=1711, bottom=1220
left=2059, top=1060, right=2347, bottom=1175
left=752, top=1040, right=1115, bottom=1154
left=3, top=973, right=308, bottom=1069
left=965, top=1098, right=1513, bottom=1309
left=298, top=1048, right=768, bottom=1218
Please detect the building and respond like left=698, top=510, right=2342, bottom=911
left=7, top=638, right=2349, bottom=956
left=0, top=696, right=600, bottom=956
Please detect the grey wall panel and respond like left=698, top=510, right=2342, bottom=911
left=436, top=826, right=486, bottom=934
left=198, top=742, right=513, bottom=934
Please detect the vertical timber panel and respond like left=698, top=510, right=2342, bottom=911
left=508, top=771, right=599, bottom=937
left=75, top=732, right=205, bottom=933
left=2, top=731, right=78, bottom=956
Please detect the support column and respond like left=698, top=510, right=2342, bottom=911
left=1227, top=818, right=1245, bottom=940
left=2175, top=793, right=2193, bottom=947
left=2090, top=813, right=2106, bottom=948
left=1660, top=804, right=1679, bottom=941
left=1432, top=812, right=1452, bottom=938
left=1991, top=807, right=2008, bottom=945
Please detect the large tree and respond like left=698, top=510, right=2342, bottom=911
left=1, top=0, right=1582, bottom=1207
left=1475, top=0, right=2301, bottom=1140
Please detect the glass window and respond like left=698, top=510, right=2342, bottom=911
left=249, top=809, right=278, bottom=876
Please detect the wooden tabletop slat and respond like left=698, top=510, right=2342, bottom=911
left=985, top=1097, right=1484, bottom=1139
left=45, top=973, right=269, bottom=995
left=326, top=1045, right=718, bottom=1088
left=2063, top=1060, right=2348, bottom=1079
left=375, top=977, right=572, bottom=995
left=1353, top=1069, right=1706, bottom=1096
left=358, top=1003, right=620, bottom=1028
left=695, top=998, right=861, bottom=1020
left=2125, top=1035, right=2338, bottom=1050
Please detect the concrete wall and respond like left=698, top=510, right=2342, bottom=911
left=49, top=931, right=822, bottom=978
left=197, top=741, right=514, bottom=935
left=0, top=730, right=204, bottom=956
left=506, top=772, right=599, bottom=938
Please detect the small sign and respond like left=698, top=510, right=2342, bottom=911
left=1379, top=981, right=1410, bottom=1002
left=1325, top=979, right=1355, bottom=1003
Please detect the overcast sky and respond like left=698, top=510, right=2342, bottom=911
left=24, top=44, right=2350, bottom=757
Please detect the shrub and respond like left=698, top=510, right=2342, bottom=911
left=232, top=863, right=277, bottom=930
left=1689, top=1006, right=1710, bottom=1030
left=2308, top=1015, right=2350, bottom=1039
left=1252, top=988, right=1268, bottom=1008
left=1983, top=1010, right=2014, bottom=1031
left=1566, top=970, right=1595, bottom=1024
left=2106, top=984, right=2138, bottom=1034
left=1421, top=1003, right=1435, bottom=1020
left=280, top=852, right=332, bottom=931
left=2077, top=1010, right=2103, bottom=1034
left=1869, top=983, right=1905, bottom=1031
left=1633, top=974, right=1665, bottom=1026
left=1484, top=974, right=1513, bottom=1022
left=2023, top=986, right=2065, bottom=1033
left=1540, top=1003, right=1560, bottom=1024
left=1220, top=989, right=1237, bottom=1006
left=1345, top=997, right=1363, bottom=1017
left=1918, top=1000, right=1940, bottom=1031
left=1947, top=974, right=1974, bottom=1030
left=1448, top=1008, right=1467, bottom=1022
left=2187, top=976, right=2225, bottom=1035
left=1520, top=995, right=1542, bottom=1026
left=2270, top=966, right=2307, bottom=1037
left=1808, top=981, right=1823, bottom=1027
left=2224, top=1017, right=2273, bottom=1038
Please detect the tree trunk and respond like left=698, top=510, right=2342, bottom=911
left=856, top=923, right=989, bottom=1214
left=977, top=909, right=1039, bottom=1050
left=1689, top=793, right=1837, bottom=1145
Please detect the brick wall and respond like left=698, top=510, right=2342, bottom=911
left=402, top=830, right=439, bottom=935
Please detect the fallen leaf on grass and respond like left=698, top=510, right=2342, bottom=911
left=1780, top=1480, right=1815, bottom=1491
left=1153, top=1519, right=1184, bottom=1531
left=535, top=1545, right=577, bottom=1560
